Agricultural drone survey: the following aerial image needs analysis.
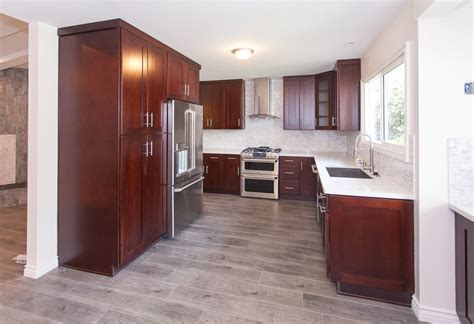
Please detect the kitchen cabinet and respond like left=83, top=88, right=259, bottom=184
left=315, top=71, right=336, bottom=130
left=455, top=212, right=474, bottom=324
left=334, top=59, right=361, bottom=131
left=283, top=76, right=315, bottom=130
left=279, top=156, right=316, bottom=200
left=203, top=154, right=240, bottom=194
left=57, top=19, right=198, bottom=276
left=200, top=79, right=245, bottom=129
left=168, top=53, right=200, bottom=104
left=326, top=194, right=414, bottom=305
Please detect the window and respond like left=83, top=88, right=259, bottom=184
left=364, top=56, right=406, bottom=151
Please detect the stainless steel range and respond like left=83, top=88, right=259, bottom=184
left=240, top=146, right=281, bottom=199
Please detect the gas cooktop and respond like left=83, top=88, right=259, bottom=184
left=241, top=146, right=281, bottom=159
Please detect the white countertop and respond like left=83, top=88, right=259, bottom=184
left=449, top=203, right=474, bottom=222
left=313, top=152, right=414, bottom=200
left=279, top=149, right=316, bottom=157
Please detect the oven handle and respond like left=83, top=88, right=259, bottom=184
left=242, top=159, right=278, bottom=163
left=241, top=175, right=278, bottom=180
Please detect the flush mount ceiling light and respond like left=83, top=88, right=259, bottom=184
left=344, top=42, right=355, bottom=47
left=232, top=48, right=254, bottom=60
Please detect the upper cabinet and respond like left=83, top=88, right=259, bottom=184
left=167, top=53, right=200, bottom=104
left=200, top=79, right=245, bottom=130
left=334, top=59, right=361, bottom=131
left=283, top=76, right=315, bottom=130
left=283, top=59, right=360, bottom=131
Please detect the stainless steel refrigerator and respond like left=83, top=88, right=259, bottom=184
left=167, top=100, right=204, bottom=238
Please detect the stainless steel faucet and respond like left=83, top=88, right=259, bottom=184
left=354, top=133, right=375, bottom=174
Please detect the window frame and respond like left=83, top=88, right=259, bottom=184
left=361, top=46, right=410, bottom=161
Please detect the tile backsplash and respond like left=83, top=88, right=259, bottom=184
left=203, top=78, right=348, bottom=152
left=0, top=134, right=16, bottom=185
left=448, top=138, right=473, bottom=211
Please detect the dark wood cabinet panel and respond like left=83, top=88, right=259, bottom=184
left=280, top=180, right=300, bottom=196
left=300, top=158, right=316, bottom=198
left=279, top=156, right=315, bottom=200
left=222, top=155, right=240, bottom=194
left=147, top=42, right=167, bottom=133
left=315, top=71, right=336, bottom=130
left=283, top=78, right=300, bottom=130
left=200, top=79, right=245, bottom=130
left=455, top=213, right=474, bottom=324
left=120, top=135, right=146, bottom=265
left=58, top=19, right=200, bottom=276
left=203, top=154, right=223, bottom=192
left=121, top=29, right=147, bottom=135
left=334, top=59, right=361, bottom=131
left=327, top=195, right=414, bottom=305
left=280, top=156, right=301, bottom=167
left=167, top=54, right=186, bottom=100
left=299, top=77, right=316, bottom=130
left=280, top=166, right=300, bottom=180
left=186, top=64, right=200, bottom=103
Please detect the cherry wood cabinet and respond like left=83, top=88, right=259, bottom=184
left=279, top=156, right=316, bottom=200
left=455, top=212, right=474, bottom=324
left=168, top=54, right=200, bottom=104
left=334, top=59, right=361, bottom=131
left=203, top=154, right=240, bottom=194
left=58, top=19, right=198, bottom=276
left=200, top=79, right=245, bottom=129
left=283, top=76, right=315, bottom=130
left=315, top=71, right=336, bottom=130
left=326, top=195, right=414, bottom=305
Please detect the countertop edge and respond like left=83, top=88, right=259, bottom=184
left=449, top=203, right=474, bottom=222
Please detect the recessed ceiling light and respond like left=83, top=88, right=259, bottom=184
left=232, top=48, right=254, bottom=60
left=344, top=42, right=355, bottom=47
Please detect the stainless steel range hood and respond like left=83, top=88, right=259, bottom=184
left=249, top=77, right=279, bottom=119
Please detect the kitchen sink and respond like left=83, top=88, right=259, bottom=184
left=326, top=167, right=372, bottom=179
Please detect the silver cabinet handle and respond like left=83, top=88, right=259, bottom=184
left=209, top=156, right=219, bottom=160
left=284, top=171, right=294, bottom=175
left=284, top=186, right=295, bottom=190
left=210, top=118, right=213, bottom=127
left=206, top=119, right=209, bottom=127
left=150, top=112, right=154, bottom=128
left=144, top=113, right=149, bottom=127
left=300, top=161, right=303, bottom=171
left=237, top=167, right=240, bottom=176
left=205, top=165, right=208, bottom=174
left=149, top=141, right=153, bottom=156
left=227, top=157, right=237, bottom=160
left=237, top=118, right=241, bottom=127
left=285, top=159, right=294, bottom=162
left=143, top=141, right=149, bottom=156
left=332, top=116, right=337, bottom=127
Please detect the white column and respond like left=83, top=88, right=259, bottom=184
left=24, top=21, right=59, bottom=279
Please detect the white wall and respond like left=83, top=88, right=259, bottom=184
left=24, top=21, right=58, bottom=279
left=415, top=0, right=473, bottom=322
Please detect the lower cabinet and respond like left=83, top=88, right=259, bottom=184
left=455, top=212, right=474, bottom=324
left=203, top=153, right=240, bottom=194
left=326, top=195, right=414, bottom=305
left=279, top=156, right=316, bottom=200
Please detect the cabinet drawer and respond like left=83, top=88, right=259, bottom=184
left=280, top=180, right=300, bottom=195
left=280, top=156, right=301, bottom=167
left=280, top=166, right=300, bottom=180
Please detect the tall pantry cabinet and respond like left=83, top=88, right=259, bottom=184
left=58, top=19, right=200, bottom=276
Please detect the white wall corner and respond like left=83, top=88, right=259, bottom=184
left=412, top=296, right=461, bottom=323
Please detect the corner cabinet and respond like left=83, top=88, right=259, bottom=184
left=57, top=19, right=199, bottom=276
left=200, top=79, right=245, bottom=130
left=334, top=59, right=361, bottom=131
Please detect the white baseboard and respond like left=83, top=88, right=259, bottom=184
left=412, top=296, right=461, bottom=323
left=23, top=256, right=58, bottom=279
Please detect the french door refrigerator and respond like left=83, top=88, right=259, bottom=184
left=167, top=100, right=204, bottom=237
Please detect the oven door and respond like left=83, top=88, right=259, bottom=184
left=241, top=158, right=278, bottom=176
left=240, top=174, right=278, bottom=199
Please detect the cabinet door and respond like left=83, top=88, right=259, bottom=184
left=200, top=83, right=215, bottom=129
left=186, top=64, right=200, bottom=103
left=147, top=42, right=167, bottom=133
left=143, top=134, right=166, bottom=244
left=299, top=77, right=316, bottom=130
left=121, top=29, right=147, bottom=135
left=209, top=85, right=226, bottom=129
left=225, top=82, right=245, bottom=129
left=203, top=154, right=222, bottom=191
left=335, top=60, right=361, bottom=131
left=168, top=54, right=186, bottom=100
left=222, top=155, right=240, bottom=194
left=316, top=72, right=336, bottom=130
left=284, top=78, right=300, bottom=130
left=300, top=157, right=316, bottom=198
left=120, top=135, right=146, bottom=264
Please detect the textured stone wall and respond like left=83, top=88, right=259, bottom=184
left=0, top=68, right=28, bottom=207
left=203, top=79, right=348, bottom=152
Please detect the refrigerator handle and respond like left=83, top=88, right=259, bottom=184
left=174, top=177, right=204, bottom=193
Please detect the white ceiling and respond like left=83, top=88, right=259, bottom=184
left=0, top=14, right=28, bottom=70
left=1, top=1, right=407, bottom=79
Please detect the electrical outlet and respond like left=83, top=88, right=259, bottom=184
left=465, top=82, right=473, bottom=95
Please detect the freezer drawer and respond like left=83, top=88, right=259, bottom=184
left=172, top=176, right=203, bottom=237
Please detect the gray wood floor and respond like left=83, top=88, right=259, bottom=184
left=0, top=194, right=419, bottom=323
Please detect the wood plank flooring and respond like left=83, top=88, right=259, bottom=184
left=0, top=194, right=419, bottom=323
